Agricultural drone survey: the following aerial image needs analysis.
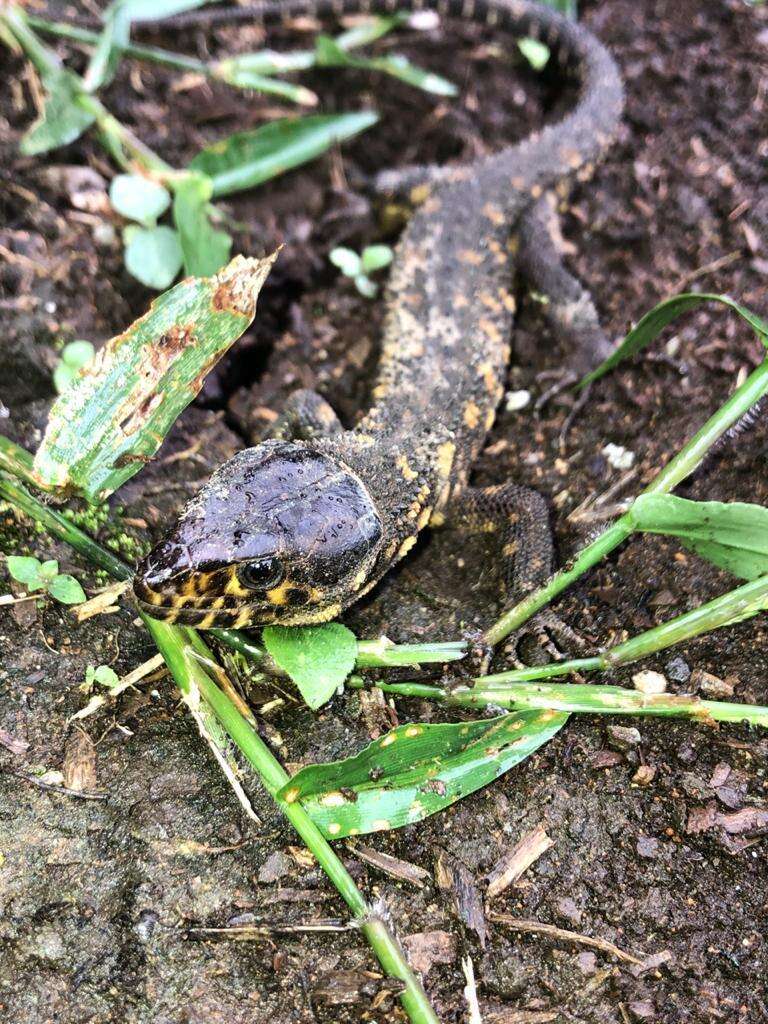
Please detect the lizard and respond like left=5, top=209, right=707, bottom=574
left=133, top=0, right=624, bottom=636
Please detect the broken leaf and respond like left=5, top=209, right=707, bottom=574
left=32, top=252, right=277, bottom=500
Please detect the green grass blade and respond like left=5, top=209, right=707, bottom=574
left=630, top=493, right=768, bottom=580
left=32, top=253, right=277, bottom=501
left=211, top=59, right=318, bottom=105
left=581, top=293, right=768, bottom=387
left=189, top=112, right=378, bottom=199
left=279, top=711, right=567, bottom=838
left=315, top=34, right=457, bottom=96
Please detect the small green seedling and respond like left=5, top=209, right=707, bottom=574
left=53, top=340, right=95, bottom=394
left=110, top=174, right=184, bottom=290
left=5, top=555, right=86, bottom=605
left=82, top=664, right=120, bottom=694
left=330, top=245, right=394, bottom=298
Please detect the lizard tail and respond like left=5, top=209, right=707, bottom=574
left=153, top=0, right=623, bottom=208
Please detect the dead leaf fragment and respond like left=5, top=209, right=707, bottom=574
left=403, top=930, right=457, bottom=975
left=350, top=843, right=429, bottom=887
left=0, top=728, right=29, bottom=756
left=436, top=851, right=488, bottom=948
left=63, top=729, right=97, bottom=793
left=486, top=825, right=553, bottom=899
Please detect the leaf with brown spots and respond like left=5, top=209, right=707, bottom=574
left=32, top=253, right=277, bottom=501
left=277, top=710, right=567, bottom=840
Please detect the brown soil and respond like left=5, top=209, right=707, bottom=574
left=1, top=2, right=768, bottom=1022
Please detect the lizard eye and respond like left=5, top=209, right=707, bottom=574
left=238, top=557, right=284, bottom=591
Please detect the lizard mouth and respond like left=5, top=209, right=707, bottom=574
left=133, top=575, right=266, bottom=628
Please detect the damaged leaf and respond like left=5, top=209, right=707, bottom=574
left=278, top=710, right=567, bottom=839
left=32, top=252, right=278, bottom=500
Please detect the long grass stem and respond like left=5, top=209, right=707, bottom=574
left=0, top=441, right=439, bottom=1024
left=485, top=358, right=768, bottom=645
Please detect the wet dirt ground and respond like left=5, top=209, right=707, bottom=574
left=1, top=1, right=767, bottom=1021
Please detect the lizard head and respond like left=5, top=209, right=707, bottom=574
left=133, top=440, right=384, bottom=628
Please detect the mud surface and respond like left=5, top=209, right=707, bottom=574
left=2, top=1, right=768, bottom=1021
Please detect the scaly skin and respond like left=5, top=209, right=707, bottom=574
left=134, top=0, right=623, bottom=629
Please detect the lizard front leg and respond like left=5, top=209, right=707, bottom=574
left=264, top=388, right=344, bottom=442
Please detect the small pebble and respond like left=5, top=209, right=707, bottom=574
left=677, top=742, right=697, bottom=765
left=690, top=669, right=734, bottom=699
left=506, top=389, right=531, bottom=411
left=632, top=670, right=667, bottom=694
left=629, top=1000, right=656, bottom=1021
left=607, top=724, right=642, bottom=751
left=632, top=764, right=657, bottom=786
left=93, top=221, right=117, bottom=247
left=665, top=656, right=690, bottom=684
left=602, top=442, right=635, bottom=469
left=555, top=896, right=582, bottom=926
left=576, top=951, right=597, bottom=975
left=636, top=835, right=659, bottom=859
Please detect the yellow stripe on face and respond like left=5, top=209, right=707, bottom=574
left=265, top=580, right=293, bottom=606
left=225, top=573, right=251, bottom=598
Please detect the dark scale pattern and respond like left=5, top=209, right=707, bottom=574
left=134, top=0, right=624, bottom=628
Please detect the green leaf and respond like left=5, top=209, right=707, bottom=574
left=47, top=574, right=86, bottom=604
left=20, top=68, right=96, bottom=156
left=6, top=555, right=44, bottom=589
left=540, top=0, right=577, bottom=17
left=263, top=623, right=358, bottom=709
left=329, top=247, right=361, bottom=277
left=172, top=174, right=232, bottom=277
left=189, top=112, right=378, bottom=198
left=581, top=293, right=768, bottom=387
left=39, top=559, right=60, bottom=581
left=518, top=38, right=550, bottom=70
left=212, top=58, right=318, bottom=106
left=61, top=340, right=96, bottom=368
left=110, top=174, right=171, bottom=226
left=315, top=34, right=457, bottom=96
left=334, top=13, right=409, bottom=50
left=120, top=0, right=209, bottom=19
left=279, top=710, right=567, bottom=838
left=93, top=664, right=120, bottom=689
left=361, top=245, right=393, bottom=274
left=354, top=274, right=378, bottom=299
left=32, top=253, right=277, bottom=500
left=124, top=225, right=184, bottom=290
left=630, top=493, right=768, bottom=581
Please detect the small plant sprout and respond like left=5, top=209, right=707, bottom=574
left=53, top=340, right=96, bottom=394
left=82, top=664, right=120, bottom=694
left=330, top=244, right=394, bottom=298
left=5, top=555, right=86, bottom=605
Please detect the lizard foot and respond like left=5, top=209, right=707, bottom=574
left=500, top=608, right=587, bottom=669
